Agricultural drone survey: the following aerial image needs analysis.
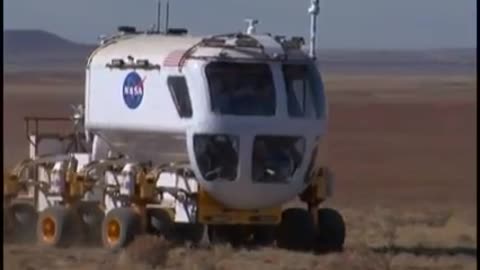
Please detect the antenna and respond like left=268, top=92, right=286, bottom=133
left=156, top=0, right=161, bottom=33
left=165, top=0, right=170, bottom=32
left=244, top=18, right=259, bottom=35
left=308, top=0, right=320, bottom=59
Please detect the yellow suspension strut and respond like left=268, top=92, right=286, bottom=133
left=131, top=165, right=158, bottom=233
left=300, top=167, right=333, bottom=226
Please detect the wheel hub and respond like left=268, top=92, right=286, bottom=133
left=42, top=217, right=56, bottom=242
left=107, top=219, right=121, bottom=245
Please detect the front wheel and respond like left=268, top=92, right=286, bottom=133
left=173, top=223, right=205, bottom=245
left=315, top=208, right=346, bottom=253
left=208, top=225, right=252, bottom=247
left=251, top=225, right=276, bottom=247
left=276, top=208, right=315, bottom=251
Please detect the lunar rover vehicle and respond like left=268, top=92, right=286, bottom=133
left=4, top=0, right=345, bottom=252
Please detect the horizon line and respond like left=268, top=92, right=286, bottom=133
left=4, top=28, right=477, bottom=52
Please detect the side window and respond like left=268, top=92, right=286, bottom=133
left=167, top=76, right=193, bottom=118
left=290, top=79, right=307, bottom=116
left=283, top=64, right=323, bottom=119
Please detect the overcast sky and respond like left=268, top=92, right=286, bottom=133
left=4, top=0, right=477, bottom=49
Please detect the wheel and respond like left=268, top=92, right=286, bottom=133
left=36, top=206, right=81, bottom=247
left=173, top=223, right=205, bottom=245
left=315, top=208, right=346, bottom=253
left=75, top=203, right=105, bottom=246
left=208, top=225, right=250, bottom=247
left=276, top=208, right=315, bottom=251
left=252, top=225, right=276, bottom=246
left=147, top=208, right=174, bottom=239
left=102, top=207, right=140, bottom=250
left=5, top=203, right=38, bottom=243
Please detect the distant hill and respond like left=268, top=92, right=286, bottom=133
left=3, top=29, right=476, bottom=75
left=4, top=29, right=94, bottom=54
left=4, top=30, right=95, bottom=71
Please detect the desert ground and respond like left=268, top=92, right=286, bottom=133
left=3, top=62, right=477, bottom=269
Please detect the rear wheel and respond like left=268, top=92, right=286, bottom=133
left=276, top=208, right=315, bottom=251
left=102, top=207, right=140, bottom=250
left=37, top=206, right=80, bottom=247
left=76, top=203, right=105, bottom=246
left=5, top=203, right=38, bottom=243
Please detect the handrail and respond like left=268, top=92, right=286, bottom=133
left=177, top=32, right=272, bottom=72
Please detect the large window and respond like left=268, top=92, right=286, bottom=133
left=167, top=76, right=193, bottom=118
left=205, top=62, right=276, bottom=116
left=283, top=64, right=325, bottom=119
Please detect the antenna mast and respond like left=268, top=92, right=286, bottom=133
left=165, top=0, right=170, bottom=32
left=245, top=18, right=259, bottom=35
left=308, top=0, right=320, bottom=59
left=156, top=0, right=161, bottom=33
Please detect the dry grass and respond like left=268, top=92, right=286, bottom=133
left=103, top=206, right=476, bottom=270
left=6, top=206, right=475, bottom=270
left=118, top=235, right=172, bottom=268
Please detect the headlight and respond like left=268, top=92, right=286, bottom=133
left=252, top=136, right=305, bottom=183
left=193, top=134, right=239, bottom=181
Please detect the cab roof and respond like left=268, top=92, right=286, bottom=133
left=87, top=32, right=310, bottom=69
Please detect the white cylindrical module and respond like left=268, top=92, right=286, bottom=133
left=85, top=33, right=328, bottom=209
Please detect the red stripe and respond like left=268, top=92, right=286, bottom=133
left=163, top=50, right=186, bottom=67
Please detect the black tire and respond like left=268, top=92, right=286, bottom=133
left=5, top=203, right=38, bottom=243
left=36, top=206, right=80, bottom=248
left=315, top=208, right=346, bottom=253
left=276, top=208, right=315, bottom=251
left=75, top=203, right=105, bottom=246
left=174, top=223, right=205, bottom=245
left=102, top=207, right=140, bottom=251
left=148, top=208, right=174, bottom=239
left=252, top=225, right=276, bottom=247
left=208, top=225, right=250, bottom=247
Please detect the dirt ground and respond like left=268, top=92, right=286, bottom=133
left=3, top=70, right=477, bottom=270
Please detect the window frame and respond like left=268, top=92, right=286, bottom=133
left=167, top=76, right=194, bottom=119
left=204, top=61, right=277, bottom=117
left=282, top=63, right=325, bottom=119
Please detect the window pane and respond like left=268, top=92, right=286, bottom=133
left=167, top=76, right=193, bottom=118
left=205, top=62, right=276, bottom=116
left=283, top=64, right=324, bottom=119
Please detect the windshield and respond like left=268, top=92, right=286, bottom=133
left=205, top=62, right=276, bottom=116
left=283, top=63, right=325, bottom=119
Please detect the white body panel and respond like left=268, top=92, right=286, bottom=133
left=86, top=65, right=190, bottom=163
left=86, top=34, right=328, bottom=209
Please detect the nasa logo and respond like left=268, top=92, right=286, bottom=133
left=122, top=72, right=146, bottom=109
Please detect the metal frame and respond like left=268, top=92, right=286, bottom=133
left=177, top=33, right=276, bottom=72
left=24, top=117, right=71, bottom=153
left=177, top=32, right=307, bottom=72
left=23, top=116, right=91, bottom=209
